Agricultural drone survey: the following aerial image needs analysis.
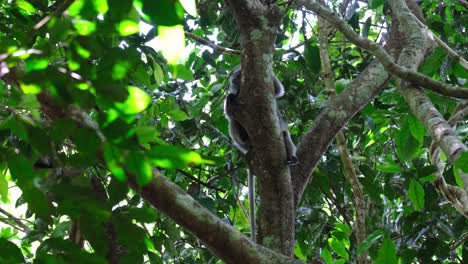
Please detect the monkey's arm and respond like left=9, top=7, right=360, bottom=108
left=225, top=93, right=251, bottom=154
left=278, top=110, right=298, bottom=165
left=273, top=75, right=285, bottom=98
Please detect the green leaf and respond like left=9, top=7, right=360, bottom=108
left=141, top=0, right=184, bottom=26
left=73, top=20, right=97, bottom=35
left=369, top=0, right=384, bottom=9
left=377, top=163, right=401, bottom=173
left=147, top=145, right=212, bottom=169
left=419, top=47, right=447, bottom=76
left=321, top=247, right=333, bottom=264
left=395, top=125, right=421, bottom=161
left=114, top=86, right=151, bottom=115
left=453, top=152, right=468, bottom=188
left=25, top=58, right=49, bottom=72
left=0, top=115, right=28, bottom=141
left=0, top=169, right=8, bottom=203
left=20, top=83, right=42, bottom=94
left=294, top=243, right=306, bottom=260
left=168, top=109, right=189, bottom=121
left=171, top=64, right=194, bottom=81
left=357, top=230, right=384, bottom=255
left=128, top=206, right=158, bottom=223
left=117, top=20, right=140, bottom=36
left=334, top=223, right=352, bottom=235
left=16, top=0, right=37, bottom=14
left=409, top=179, right=425, bottom=211
left=328, top=237, right=349, bottom=260
left=93, top=0, right=109, bottom=14
left=126, top=152, right=153, bottom=186
left=157, top=25, right=185, bottom=64
left=376, top=238, right=397, bottom=264
left=407, top=114, right=425, bottom=144
left=179, top=0, right=198, bottom=17
left=108, top=177, right=129, bottom=206
left=0, top=238, right=25, bottom=263
left=68, top=0, right=86, bottom=16
left=136, top=126, right=161, bottom=145
left=7, top=156, right=52, bottom=220
left=304, top=42, right=321, bottom=74
left=103, top=144, right=126, bottom=181
left=37, top=238, right=106, bottom=264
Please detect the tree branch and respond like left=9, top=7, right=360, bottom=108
left=0, top=207, right=31, bottom=234
left=125, top=169, right=305, bottom=264
left=409, top=13, right=468, bottom=71
left=291, top=60, right=390, bottom=207
left=296, top=0, right=468, bottom=99
left=185, top=32, right=241, bottom=55
left=387, top=0, right=468, bottom=216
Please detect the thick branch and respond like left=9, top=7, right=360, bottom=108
left=297, top=0, right=468, bottom=99
left=388, top=0, right=468, bottom=214
left=291, top=60, right=390, bottom=206
left=126, top=169, right=305, bottom=264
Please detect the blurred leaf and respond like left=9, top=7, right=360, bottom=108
left=419, top=48, right=446, bottom=76
left=179, top=0, right=198, bottom=17
left=369, top=0, right=384, bottom=9
left=16, top=0, right=37, bottom=14
left=454, top=152, right=468, bottom=188
left=0, top=171, right=8, bottom=203
left=37, top=238, right=106, bottom=264
left=126, top=152, right=153, bottom=186
left=168, top=109, right=189, bottom=121
left=377, top=163, right=401, bottom=173
left=0, top=238, right=25, bottom=263
left=114, top=86, right=151, bottom=115
left=117, top=20, right=140, bottom=36
left=304, top=42, right=321, bottom=74
left=158, top=25, right=185, bottom=64
left=396, top=125, right=420, bottom=161
left=407, top=114, right=425, bottom=144
left=409, top=179, right=425, bottom=211
left=376, top=238, right=397, bottom=264
left=321, top=247, right=332, bottom=264
left=103, top=144, right=126, bottom=181
left=73, top=20, right=97, bottom=35
left=147, top=145, right=212, bottom=169
left=171, top=64, right=194, bottom=81
left=128, top=206, right=158, bottom=223
left=7, top=156, right=52, bottom=221
left=141, top=0, right=184, bottom=26
left=328, top=237, right=349, bottom=260
left=357, top=230, right=384, bottom=255
left=25, top=58, right=48, bottom=72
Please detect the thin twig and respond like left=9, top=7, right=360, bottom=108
left=0, top=207, right=31, bottom=233
left=410, top=13, right=468, bottom=71
left=185, top=32, right=241, bottom=55
left=176, top=169, right=226, bottom=192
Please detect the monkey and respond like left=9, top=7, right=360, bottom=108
left=224, top=66, right=298, bottom=242
left=224, top=66, right=298, bottom=164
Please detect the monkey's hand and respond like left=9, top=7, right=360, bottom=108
left=287, top=156, right=299, bottom=166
